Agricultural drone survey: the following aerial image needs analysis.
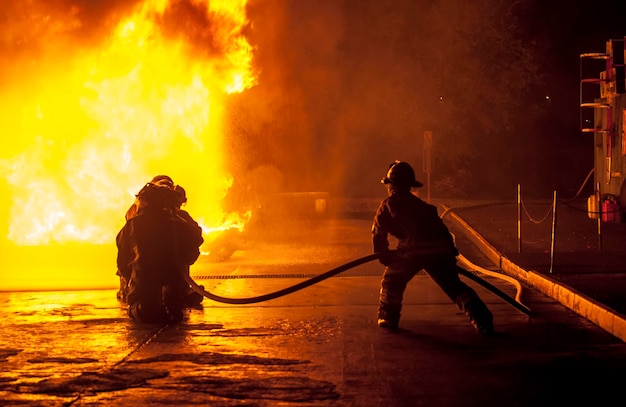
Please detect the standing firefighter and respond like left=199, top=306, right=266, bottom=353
left=372, top=160, right=494, bottom=335
left=116, top=177, right=204, bottom=324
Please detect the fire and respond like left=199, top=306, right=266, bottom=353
left=0, top=0, right=256, bottom=290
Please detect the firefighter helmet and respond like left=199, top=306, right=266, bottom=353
left=150, top=175, right=174, bottom=189
left=136, top=175, right=179, bottom=209
left=381, top=160, right=423, bottom=188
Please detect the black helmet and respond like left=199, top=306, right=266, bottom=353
left=381, top=160, right=423, bottom=188
left=150, top=175, right=174, bottom=189
left=135, top=175, right=179, bottom=209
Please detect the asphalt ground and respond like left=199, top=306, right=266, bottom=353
left=2, top=202, right=626, bottom=406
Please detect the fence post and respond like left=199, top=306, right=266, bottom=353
left=423, top=131, right=432, bottom=203
left=596, top=183, right=603, bottom=252
left=549, top=190, right=557, bottom=274
left=517, top=184, right=521, bottom=253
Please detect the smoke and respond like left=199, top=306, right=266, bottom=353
left=0, top=0, right=541, bottom=205
left=0, top=0, right=246, bottom=84
left=0, top=0, right=558, bottom=215
left=227, top=0, right=432, bottom=200
left=0, top=1, right=136, bottom=54
left=230, top=0, right=614, bottom=201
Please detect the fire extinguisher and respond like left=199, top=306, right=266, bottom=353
left=601, top=195, right=623, bottom=223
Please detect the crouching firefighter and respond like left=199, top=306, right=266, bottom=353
left=116, top=178, right=204, bottom=324
left=372, top=160, right=494, bottom=335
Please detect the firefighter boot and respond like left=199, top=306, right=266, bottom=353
left=377, top=271, right=407, bottom=331
left=463, top=298, right=494, bottom=336
left=377, top=296, right=401, bottom=330
left=162, top=285, right=185, bottom=323
left=185, top=285, right=204, bottom=308
left=377, top=318, right=399, bottom=330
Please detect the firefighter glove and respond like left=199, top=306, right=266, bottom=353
left=378, top=250, right=396, bottom=266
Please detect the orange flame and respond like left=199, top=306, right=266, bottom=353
left=0, top=0, right=256, bottom=290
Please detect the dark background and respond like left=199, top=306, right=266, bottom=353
left=223, top=0, right=626, bottom=205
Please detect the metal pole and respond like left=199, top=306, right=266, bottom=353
left=517, top=184, right=521, bottom=253
left=423, top=131, right=432, bottom=203
left=596, top=182, right=602, bottom=252
left=427, top=171, right=431, bottom=203
left=549, top=190, right=557, bottom=274
left=597, top=216, right=603, bottom=252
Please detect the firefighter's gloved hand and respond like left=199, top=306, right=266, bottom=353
left=378, top=250, right=396, bottom=266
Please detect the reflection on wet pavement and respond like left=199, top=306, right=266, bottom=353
left=0, top=220, right=372, bottom=403
left=3, top=216, right=626, bottom=405
left=0, top=289, right=344, bottom=405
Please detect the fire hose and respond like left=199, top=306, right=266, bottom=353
left=183, top=250, right=531, bottom=315
left=183, top=253, right=379, bottom=305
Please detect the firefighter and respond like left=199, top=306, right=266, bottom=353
left=372, top=160, right=494, bottom=335
left=116, top=176, right=206, bottom=307
left=116, top=175, right=177, bottom=302
left=116, top=178, right=204, bottom=324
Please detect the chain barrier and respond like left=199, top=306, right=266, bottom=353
left=516, top=185, right=559, bottom=269
left=519, top=196, right=553, bottom=224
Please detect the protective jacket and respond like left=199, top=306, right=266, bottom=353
left=117, top=209, right=202, bottom=279
left=372, top=190, right=458, bottom=258
left=116, top=206, right=203, bottom=322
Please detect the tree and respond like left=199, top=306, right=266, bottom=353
left=230, top=0, right=545, bottom=198
left=423, top=0, right=544, bottom=196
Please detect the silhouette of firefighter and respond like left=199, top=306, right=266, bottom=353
left=116, top=175, right=204, bottom=323
left=372, top=160, right=494, bottom=335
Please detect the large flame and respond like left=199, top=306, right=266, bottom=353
left=0, top=0, right=256, bottom=290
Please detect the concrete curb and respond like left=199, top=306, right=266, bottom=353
left=445, top=208, right=626, bottom=343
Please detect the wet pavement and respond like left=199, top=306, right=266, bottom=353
left=2, top=206, right=626, bottom=406
left=443, top=198, right=626, bottom=341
